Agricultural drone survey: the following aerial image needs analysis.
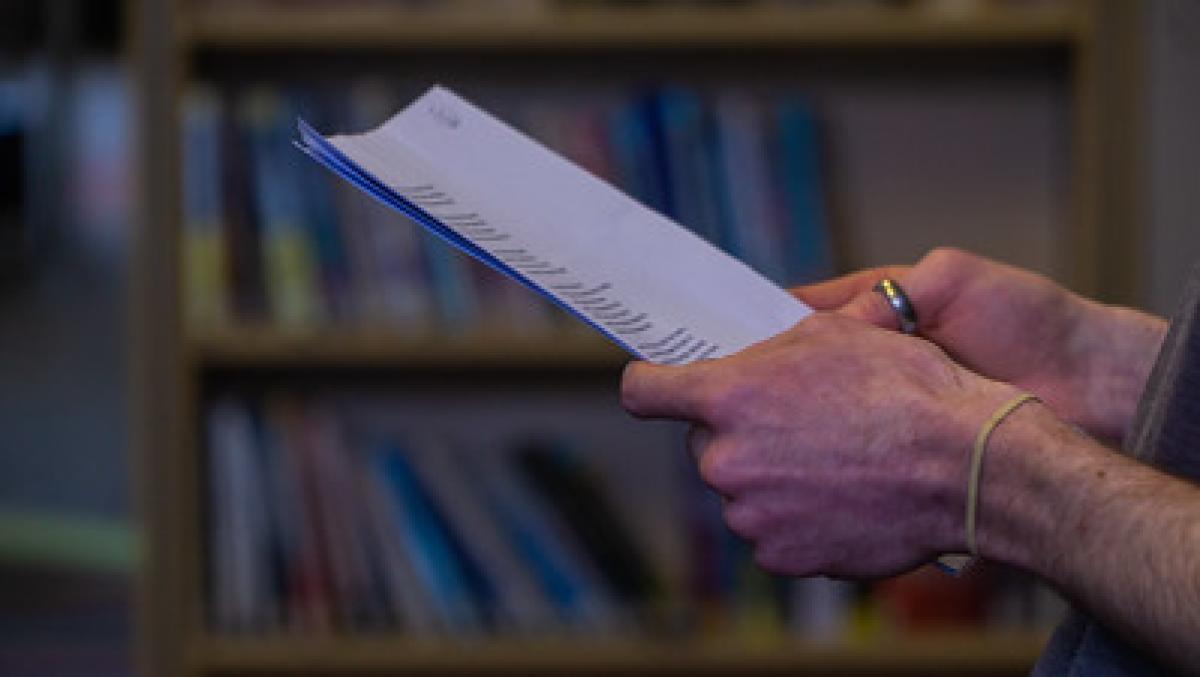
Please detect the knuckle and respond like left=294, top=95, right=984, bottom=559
left=787, top=317, right=828, bottom=345
left=618, top=363, right=648, bottom=411
left=799, top=310, right=837, bottom=332
left=697, top=382, right=745, bottom=422
left=685, top=425, right=713, bottom=458
left=723, top=502, right=766, bottom=541
left=924, top=246, right=972, bottom=271
left=754, top=544, right=823, bottom=578
left=752, top=544, right=792, bottom=576
left=698, top=444, right=742, bottom=492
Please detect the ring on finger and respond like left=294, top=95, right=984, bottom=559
left=873, top=277, right=919, bottom=335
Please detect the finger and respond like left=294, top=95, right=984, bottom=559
left=841, top=283, right=906, bottom=329
left=790, top=266, right=909, bottom=310
left=620, top=360, right=712, bottom=421
left=841, top=259, right=958, bottom=332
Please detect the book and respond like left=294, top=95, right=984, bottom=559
left=245, top=90, right=323, bottom=328
left=221, top=89, right=269, bottom=322
left=297, top=85, right=811, bottom=364
left=371, top=440, right=487, bottom=633
left=206, top=398, right=273, bottom=633
left=181, top=87, right=230, bottom=326
left=713, top=94, right=788, bottom=285
left=777, top=100, right=836, bottom=284
left=404, top=439, right=559, bottom=634
left=463, top=442, right=627, bottom=633
left=515, top=441, right=658, bottom=608
left=202, top=392, right=1059, bottom=638
left=182, top=83, right=837, bottom=335
left=266, top=398, right=335, bottom=632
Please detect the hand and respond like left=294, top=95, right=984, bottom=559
left=793, top=248, right=1166, bottom=443
left=621, top=312, right=1021, bottom=579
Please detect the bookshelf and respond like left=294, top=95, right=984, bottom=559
left=181, top=3, right=1084, bottom=50
left=133, top=1, right=1142, bottom=676
left=188, top=329, right=622, bottom=370
left=192, top=632, right=1048, bottom=675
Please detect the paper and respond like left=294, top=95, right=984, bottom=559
left=297, top=86, right=811, bottom=363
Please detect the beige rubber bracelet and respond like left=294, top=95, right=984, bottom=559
left=938, top=392, right=1041, bottom=574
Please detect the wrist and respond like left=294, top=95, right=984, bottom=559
left=926, top=379, right=1025, bottom=557
left=970, top=398, right=1106, bottom=573
left=1073, top=300, right=1167, bottom=440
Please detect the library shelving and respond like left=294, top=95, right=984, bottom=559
left=192, top=632, right=1048, bottom=676
left=132, top=1, right=1143, bottom=676
left=187, top=328, right=623, bottom=370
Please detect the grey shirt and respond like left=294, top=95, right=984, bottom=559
left=1033, top=265, right=1200, bottom=676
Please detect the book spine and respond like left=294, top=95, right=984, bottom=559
left=268, top=398, right=334, bottom=632
left=467, top=443, right=625, bottom=633
left=714, top=94, right=789, bottom=283
left=301, top=402, right=390, bottom=629
left=181, top=87, right=229, bottom=327
left=654, top=88, right=726, bottom=249
left=221, top=88, right=268, bottom=322
left=206, top=398, right=273, bottom=633
left=777, top=100, right=836, bottom=284
left=293, top=92, right=355, bottom=324
left=345, top=82, right=435, bottom=329
left=514, top=442, right=658, bottom=609
left=356, top=445, right=443, bottom=634
left=373, top=442, right=485, bottom=634
left=406, top=439, right=558, bottom=634
left=242, top=89, right=322, bottom=328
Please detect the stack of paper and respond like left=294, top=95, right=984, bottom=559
left=297, top=86, right=811, bottom=363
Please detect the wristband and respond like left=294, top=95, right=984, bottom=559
left=937, top=392, right=1041, bottom=575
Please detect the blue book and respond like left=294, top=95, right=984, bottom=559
left=291, top=91, right=354, bottom=322
left=464, top=446, right=622, bottom=630
left=713, top=95, right=788, bottom=283
left=181, top=88, right=229, bottom=325
left=777, top=100, right=836, bottom=284
left=608, top=96, right=671, bottom=214
left=653, top=88, right=726, bottom=248
left=420, top=233, right=479, bottom=331
left=243, top=90, right=322, bottom=327
left=372, top=442, right=488, bottom=633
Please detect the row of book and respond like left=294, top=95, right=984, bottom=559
left=206, top=393, right=1066, bottom=638
left=182, top=82, right=836, bottom=333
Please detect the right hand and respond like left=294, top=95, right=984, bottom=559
left=791, top=247, right=1167, bottom=442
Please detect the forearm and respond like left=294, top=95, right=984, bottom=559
left=979, top=402, right=1200, bottom=672
left=1073, top=301, right=1167, bottom=441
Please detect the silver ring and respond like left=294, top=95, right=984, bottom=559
left=873, top=278, right=918, bottom=335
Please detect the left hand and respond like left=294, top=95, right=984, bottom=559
left=621, top=312, right=1021, bottom=579
left=791, top=248, right=1165, bottom=443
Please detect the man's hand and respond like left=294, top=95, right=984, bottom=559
left=793, top=248, right=1166, bottom=443
left=622, top=312, right=1020, bottom=579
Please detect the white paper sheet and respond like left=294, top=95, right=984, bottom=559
left=299, top=86, right=811, bottom=363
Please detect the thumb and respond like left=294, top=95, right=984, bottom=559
left=620, top=360, right=712, bottom=421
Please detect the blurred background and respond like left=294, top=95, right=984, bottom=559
left=2, top=0, right=1198, bottom=676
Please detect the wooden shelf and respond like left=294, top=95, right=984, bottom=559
left=182, top=3, right=1086, bottom=51
left=192, top=632, right=1049, bottom=675
left=187, top=327, right=626, bottom=369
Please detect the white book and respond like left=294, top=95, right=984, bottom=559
left=207, top=398, right=272, bottom=633
left=298, top=85, right=810, bottom=363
